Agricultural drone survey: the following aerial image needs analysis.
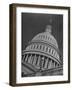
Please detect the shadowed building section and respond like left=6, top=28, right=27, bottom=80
left=22, top=25, right=63, bottom=77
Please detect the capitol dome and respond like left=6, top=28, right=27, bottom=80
left=31, top=25, right=58, bottom=49
left=22, top=25, right=63, bottom=77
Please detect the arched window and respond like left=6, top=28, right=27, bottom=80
left=43, top=45, right=45, bottom=51
left=46, top=47, right=48, bottom=52
left=34, top=44, right=36, bottom=49
left=48, top=48, right=51, bottom=53
left=46, top=35, right=47, bottom=39
left=52, top=49, right=54, bottom=54
left=38, top=44, right=40, bottom=50
left=40, top=45, right=42, bottom=50
left=36, top=44, right=39, bottom=49
left=53, top=51, right=56, bottom=57
left=32, top=44, right=34, bottom=49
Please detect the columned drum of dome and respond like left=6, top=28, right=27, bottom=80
left=22, top=25, right=63, bottom=77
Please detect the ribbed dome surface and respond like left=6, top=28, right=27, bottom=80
left=25, top=25, right=60, bottom=62
left=31, top=32, right=58, bottom=49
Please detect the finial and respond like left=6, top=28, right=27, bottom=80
left=45, top=25, right=52, bottom=33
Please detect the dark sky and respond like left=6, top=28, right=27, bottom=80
left=21, top=13, right=63, bottom=56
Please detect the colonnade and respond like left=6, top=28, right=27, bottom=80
left=22, top=54, right=59, bottom=70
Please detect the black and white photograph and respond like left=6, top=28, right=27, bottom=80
left=9, top=4, right=70, bottom=86
left=21, top=13, right=63, bottom=77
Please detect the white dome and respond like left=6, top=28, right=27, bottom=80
left=31, top=25, right=58, bottom=48
left=24, top=25, right=60, bottom=62
left=31, top=32, right=58, bottom=49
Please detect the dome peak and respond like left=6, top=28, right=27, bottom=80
left=45, top=25, right=52, bottom=33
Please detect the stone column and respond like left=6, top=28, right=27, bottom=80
left=37, top=44, right=40, bottom=50
left=43, top=57, right=48, bottom=69
left=36, top=55, right=41, bottom=66
left=25, top=54, right=29, bottom=62
left=55, top=62, right=58, bottom=68
left=35, top=55, right=38, bottom=65
left=48, top=47, right=50, bottom=53
left=41, top=45, right=43, bottom=51
left=35, top=44, right=37, bottom=49
left=43, top=58, right=46, bottom=68
left=41, top=57, right=45, bottom=68
left=50, top=49, right=53, bottom=55
left=33, top=54, right=37, bottom=65
left=44, top=58, right=49, bottom=69
left=30, top=55, right=33, bottom=64
left=54, top=62, right=56, bottom=68
left=23, top=54, right=25, bottom=61
left=51, top=60, right=54, bottom=68
left=48, top=59, right=52, bottom=69
left=28, top=54, right=32, bottom=64
left=56, top=63, right=58, bottom=67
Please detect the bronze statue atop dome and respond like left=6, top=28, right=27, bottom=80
left=45, top=25, right=52, bottom=33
